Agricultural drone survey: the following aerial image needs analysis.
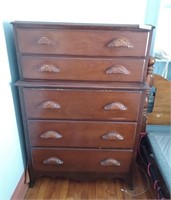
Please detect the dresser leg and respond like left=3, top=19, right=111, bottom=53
left=126, top=176, right=134, bottom=190
left=29, top=180, right=35, bottom=188
left=28, top=172, right=36, bottom=188
left=127, top=180, right=134, bottom=190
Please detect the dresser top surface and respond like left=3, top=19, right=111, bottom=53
left=11, top=21, right=154, bottom=31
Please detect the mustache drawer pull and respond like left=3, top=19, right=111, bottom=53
left=35, top=36, right=57, bottom=46
left=43, top=157, right=63, bottom=165
left=41, top=101, right=61, bottom=109
left=107, top=37, right=134, bottom=48
left=37, top=64, right=60, bottom=73
left=104, top=102, right=127, bottom=111
left=100, top=158, right=121, bottom=166
left=105, top=65, right=130, bottom=75
left=102, top=132, right=124, bottom=141
left=40, top=131, right=63, bottom=139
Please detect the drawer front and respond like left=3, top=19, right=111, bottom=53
left=23, top=88, right=141, bottom=121
left=16, top=28, right=150, bottom=57
left=20, top=56, right=146, bottom=82
left=28, top=120, right=137, bottom=148
left=31, top=148, right=133, bottom=173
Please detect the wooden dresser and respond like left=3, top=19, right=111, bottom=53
left=12, top=21, right=154, bottom=187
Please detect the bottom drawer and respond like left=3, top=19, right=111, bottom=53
left=32, top=148, right=133, bottom=173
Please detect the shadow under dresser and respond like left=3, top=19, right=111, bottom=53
left=12, top=21, right=154, bottom=188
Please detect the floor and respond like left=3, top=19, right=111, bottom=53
left=24, top=164, right=155, bottom=199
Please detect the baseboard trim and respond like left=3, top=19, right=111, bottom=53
left=11, top=171, right=28, bottom=200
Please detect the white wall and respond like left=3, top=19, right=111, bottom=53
left=0, top=0, right=149, bottom=199
left=0, top=22, right=24, bottom=200
left=154, top=0, right=171, bottom=55
left=1, top=0, right=147, bottom=24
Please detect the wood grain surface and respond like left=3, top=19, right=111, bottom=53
left=24, top=164, right=155, bottom=199
left=147, top=74, right=171, bottom=125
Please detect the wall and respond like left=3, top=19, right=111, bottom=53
left=0, top=0, right=157, bottom=199
left=1, top=0, right=147, bottom=23
left=144, top=0, right=161, bottom=55
left=153, top=0, right=171, bottom=80
left=154, top=0, right=171, bottom=55
left=0, top=22, right=25, bottom=200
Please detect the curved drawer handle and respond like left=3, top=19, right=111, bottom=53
left=100, top=158, right=121, bottom=166
left=35, top=36, right=57, bottom=46
left=102, top=132, right=124, bottom=141
left=107, top=37, right=134, bottom=48
left=37, top=64, right=60, bottom=73
left=105, top=65, right=130, bottom=75
left=43, top=157, right=63, bottom=165
left=40, top=130, right=63, bottom=139
left=104, top=102, right=127, bottom=111
left=41, top=101, right=61, bottom=109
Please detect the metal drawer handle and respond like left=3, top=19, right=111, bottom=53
left=106, top=65, right=130, bottom=75
left=40, top=131, right=63, bottom=139
left=104, top=102, right=127, bottom=111
left=100, top=158, right=121, bottom=166
left=37, top=64, right=60, bottom=73
left=107, top=37, right=134, bottom=48
left=35, top=36, right=57, bottom=46
left=43, top=157, right=63, bottom=165
left=41, top=101, right=61, bottom=109
left=102, top=132, right=124, bottom=141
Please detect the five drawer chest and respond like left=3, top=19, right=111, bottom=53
left=12, top=21, right=154, bottom=187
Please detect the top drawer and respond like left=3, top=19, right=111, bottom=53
left=15, top=28, right=150, bottom=57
